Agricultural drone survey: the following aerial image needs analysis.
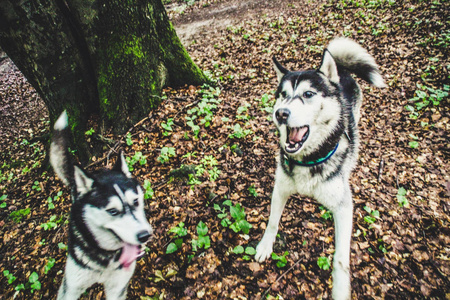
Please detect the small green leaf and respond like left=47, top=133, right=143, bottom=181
left=217, top=213, right=228, bottom=219
left=409, top=141, right=419, bottom=149
left=233, top=245, right=244, bottom=254
left=245, top=246, right=256, bottom=255
left=58, top=242, right=67, bottom=250
left=221, top=218, right=232, bottom=227
left=222, top=200, right=232, bottom=207
left=397, top=187, right=407, bottom=196
left=174, top=238, right=184, bottom=249
left=28, top=272, right=39, bottom=283
left=364, top=216, right=376, bottom=224
left=317, top=256, right=331, bottom=270
left=197, top=221, right=208, bottom=236
left=166, top=242, right=178, bottom=254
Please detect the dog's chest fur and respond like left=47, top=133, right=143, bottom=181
left=277, top=137, right=357, bottom=199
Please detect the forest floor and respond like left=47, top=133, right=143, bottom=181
left=0, top=0, right=449, bottom=299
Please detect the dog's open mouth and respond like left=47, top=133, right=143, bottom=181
left=119, top=243, right=145, bottom=269
left=285, top=126, right=309, bottom=153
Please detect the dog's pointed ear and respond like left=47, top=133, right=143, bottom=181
left=272, top=57, right=289, bottom=82
left=113, top=151, right=132, bottom=178
left=73, top=166, right=94, bottom=197
left=319, top=50, right=339, bottom=83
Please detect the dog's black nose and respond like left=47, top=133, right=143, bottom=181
left=137, top=230, right=151, bottom=243
left=275, top=108, right=290, bottom=124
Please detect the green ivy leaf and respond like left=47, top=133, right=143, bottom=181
left=166, top=242, right=178, bottom=254
left=197, top=221, right=208, bottom=236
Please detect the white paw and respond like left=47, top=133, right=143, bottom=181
left=255, top=237, right=274, bottom=263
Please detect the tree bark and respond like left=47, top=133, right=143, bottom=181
left=0, top=0, right=207, bottom=160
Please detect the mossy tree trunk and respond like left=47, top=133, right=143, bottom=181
left=0, top=0, right=207, bottom=161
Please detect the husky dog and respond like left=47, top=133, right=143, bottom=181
left=50, top=111, right=153, bottom=300
left=255, top=37, right=385, bottom=299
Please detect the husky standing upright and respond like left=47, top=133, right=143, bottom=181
left=50, top=111, right=153, bottom=300
left=255, top=37, right=386, bottom=299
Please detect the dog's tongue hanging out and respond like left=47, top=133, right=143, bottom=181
left=119, top=244, right=141, bottom=269
left=289, top=126, right=308, bottom=144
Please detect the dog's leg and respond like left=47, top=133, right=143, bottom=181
left=255, top=176, right=292, bottom=262
left=103, top=267, right=134, bottom=300
left=56, top=275, right=88, bottom=300
left=57, top=258, right=93, bottom=300
left=321, top=182, right=353, bottom=300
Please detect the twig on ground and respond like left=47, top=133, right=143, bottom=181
left=261, top=257, right=304, bottom=299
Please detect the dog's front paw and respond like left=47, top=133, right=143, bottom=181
left=255, top=238, right=274, bottom=263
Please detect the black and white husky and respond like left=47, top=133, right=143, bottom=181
left=50, top=111, right=153, bottom=300
left=255, top=37, right=385, bottom=299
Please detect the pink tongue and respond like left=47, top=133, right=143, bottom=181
left=119, top=244, right=140, bottom=269
left=289, top=127, right=308, bottom=143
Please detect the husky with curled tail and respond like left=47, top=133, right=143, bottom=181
left=50, top=111, right=153, bottom=300
left=255, top=37, right=386, bottom=299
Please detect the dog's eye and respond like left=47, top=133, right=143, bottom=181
left=133, top=199, right=140, bottom=207
left=107, top=208, right=120, bottom=216
left=280, top=91, right=287, bottom=98
left=303, top=91, right=316, bottom=99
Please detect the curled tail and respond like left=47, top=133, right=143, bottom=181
left=50, top=111, right=73, bottom=186
left=327, top=37, right=386, bottom=88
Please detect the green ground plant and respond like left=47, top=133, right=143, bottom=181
left=158, top=147, right=176, bottom=164
left=185, top=84, right=221, bottom=138
left=41, top=215, right=64, bottom=231
left=10, top=208, right=30, bottom=223
left=143, top=180, right=154, bottom=200
left=126, top=132, right=133, bottom=146
left=396, top=187, right=409, bottom=207
left=161, top=118, right=174, bottom=136
left=3, top=270, right=16, bottom=284
left=126, top=151, right=147, bottom=170
left=47, top=191, right=63, bottom=210
left=214, top=199, right=252, bottom=234
left=14, top=271, right=41, bottom=294
left=166, top=222, right=188, bottom=254
left=228, top=123, right=252, bottom=139
left=363, top=206, right=379, bottom=224
left=405, top=83, right=449, bottom=119
left=271, top=251, right=289, bottom=268
left=247, top=185, right=258, bottom=197
left=317, top=256, right=331, bottom=270
left=232, top=245, right=256, bottom=261
left=319, top=206, right=333, bottom=220
left=191, top=221, right=211, bottom=251
left=0, top=194, right=7, bottom=208
left=43, top=258, right=55, bottom=274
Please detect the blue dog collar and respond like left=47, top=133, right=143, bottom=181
left=284, top=143, right=339, bottom=167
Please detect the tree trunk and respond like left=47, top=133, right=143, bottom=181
left=0, top=0, right=207, bottom=160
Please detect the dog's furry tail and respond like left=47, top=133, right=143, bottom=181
left=50, top=111, right=73, bottom=186
left=327, top=37, right=386, bottom=88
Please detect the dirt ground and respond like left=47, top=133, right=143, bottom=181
left=0, top=0, right=449, bottom=299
